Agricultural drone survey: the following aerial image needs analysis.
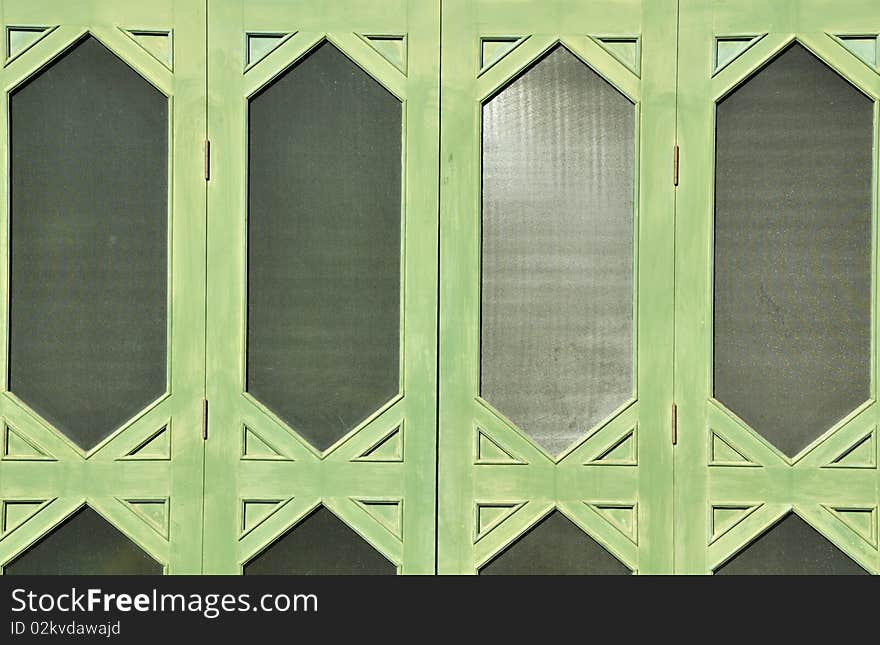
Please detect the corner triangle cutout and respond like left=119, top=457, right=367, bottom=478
left=121, top=29, right=173, bottom=70
left=245, top=32, right=295, bottom=70
left=710, top=504, right=761, bottom=543
left=353, top=499, right=402, bottom=539
left=359, top=34, right=407, bottom=74
left=1, top=499, right=53, bottom=537
left=709, top=430, right=758, bottom=466
left=240, top=499, right=291, bottom=538
left=475, top=502, right=526, bottom=541
left=5, top=26, right=57, bottom=64
left=479, top=36, right=528, bottom=76
left=119, top=426, right=170, bottom=461
left=824, top=429, right=876, bottom=469
left=3, top=424, right=55, bottom=461
left=352, top=425, right=403, bottom=462
left=242, top=426, right=292, bottom=461
left=120, top=498, right=169, bottom=539
left=831, top=34, right=878, bottom=70
left=586, top=427, right=637, bottom=465
left=590, top=35, right=641, bottom=76
left=824, top=505, right=878, bottom=548
left=713, top=34, right=765, bottom=75
left=475, top=428, right=527, bottom=465
left=587, top=503, right=637, bottom=543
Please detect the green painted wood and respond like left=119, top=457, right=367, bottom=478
left=123, top=29, right=173, bottom=70
left=204, top=0, right=438, bottom=574
left=0, top=0, right=207, bottom=574
left=438, top=0, right=677, bottom=574
left=1, top=0, right=873, bottom=576
left=833, top=35, right=877, bottom=69
left=675, top=0, right=880, bottom=574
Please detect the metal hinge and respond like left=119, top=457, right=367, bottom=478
left=202, top=399, right=208, bottom=440
left=673, top=144, right=679, bottom=186
left=671, top=402, right=678, bottom=445
left=204, top=139, right=211, bottom=181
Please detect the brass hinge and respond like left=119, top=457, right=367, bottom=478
left=202, top=399, right=208, bottom=441
left=204, top=139, right=211, bottom=181
left=671, top=402, right=678, bottom=445
left=673, top=144, right=679, bottom=186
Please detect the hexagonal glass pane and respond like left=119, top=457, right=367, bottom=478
left=715, top=514, right=867, bottom=575
left=243, top=506, right=395, bottom=575
left=247, top=41, right=402, bottom=451
left=714, top=43, right=873, bottom=457
left=480, top=510, right=630, bottom=575
left=8, top=36, right=168, bottom=450
left=4, top=506, right=162, bottom=575
left=481, top=45, right=635, bottom=456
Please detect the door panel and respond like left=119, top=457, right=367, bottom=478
left=204, top=0, right=439, bottom=574
left=675, top=0, right=880, bottom=574
left=1, top=0, right=873, bottom=576
left=0, top=0, right=206, bottom=574
left=439, top=0, right=677, bottom=574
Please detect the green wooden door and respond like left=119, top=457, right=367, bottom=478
left=438, top=0, right=678, bottom=574
left=203, top=0, right=439, bottom=574
left=1, top=0, right=876, bottom=576
left=0, top=0, right=207, bottom=574
left=675, top=0, right=880, bottom=574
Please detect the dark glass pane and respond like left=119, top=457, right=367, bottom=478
left=247, top=42, right=401, bottom=451
left=716, top=513, right=867, bottom=575
left=9, top=36, right=168, bottom=450
left=4, top=506, right=162, bottom=575
left=714, top=43, right=873, bottom=457
left=481, top=46, right=635, bottom=456
left=244, top=506, right=395, bottom=575
left=480, top=510, right=630, bottom=575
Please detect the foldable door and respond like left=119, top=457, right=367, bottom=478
left=439, top=0, right=678, bottom=574
left=204, top=0, right=439, bottom=574
left=675, top=0, right=880, bottom=574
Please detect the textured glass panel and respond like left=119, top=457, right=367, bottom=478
left=716, top=514, right=867, bottom=575
left=481, top=46, right=635, bottom=456
left=9, top=36, right=168, bottom=450
left=714, top=43, right=873, bottom=457
left=4, top=507, right=162, bottom=575
left=480, top=511, right=630, bottom=575
left=247, top=42, right=401, bottom=451
left=244, top=506, right=395, bottom=575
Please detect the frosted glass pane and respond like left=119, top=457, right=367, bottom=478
left=481, top=46, right=635, bottom=455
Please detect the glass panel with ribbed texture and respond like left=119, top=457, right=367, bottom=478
left=481, top=45, right=635, bottom=456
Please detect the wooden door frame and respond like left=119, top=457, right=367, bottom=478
left=0, top=0, right=207, bottom=574
left=2, top=0, right=875, bottom=576
left=674, top=0, right=880, bottom=574
left=438, top=0, right=678, bottom=574
left=203, top=0, right=439, bottom=574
